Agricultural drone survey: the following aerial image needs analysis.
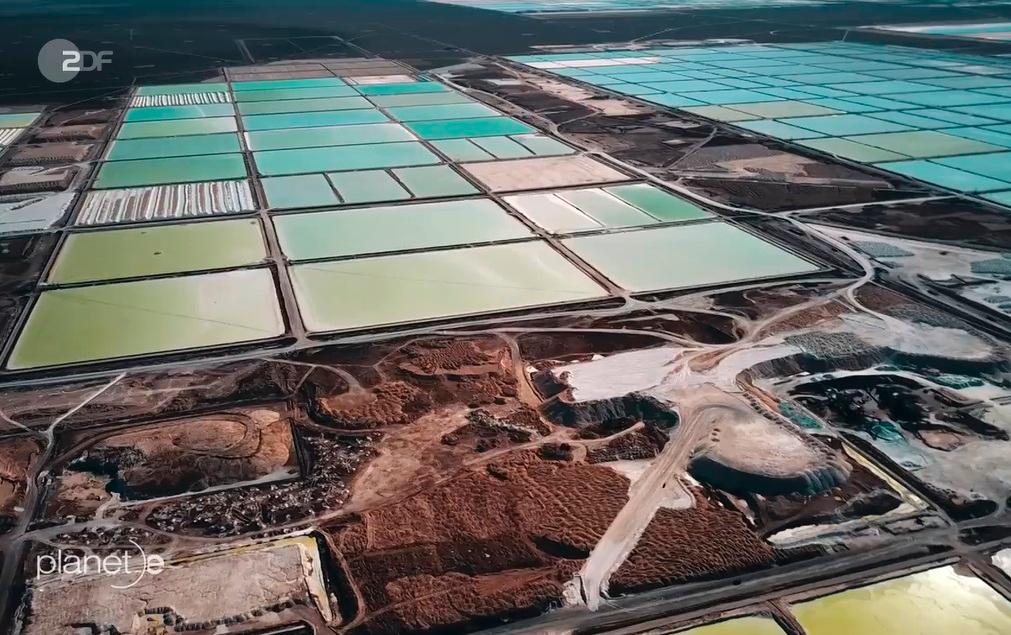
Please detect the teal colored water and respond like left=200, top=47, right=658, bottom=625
left=241, top=109, right=388, bottom=131
left=123, top=103, right=235, bottom=122
left=406, top=116, right=536, bottom=139
left=232, top=77, right=347, bottom=91
left=509, top=42, right=1011, bottom=208
left=245, top=123, right=413, bottom=151
left=356, top=81, right=450, bottom=96
left=117, top=117, right=237, bottom=140
left=274, top=198, right=531, bottom=260
left=253, top=142, right=439, bottom=176
left=105, top=133, right=241, bottom=161
left=93, top=154, right=248, bottom=189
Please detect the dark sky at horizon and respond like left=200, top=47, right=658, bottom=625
left=1, top=0, right=1010, bottom=104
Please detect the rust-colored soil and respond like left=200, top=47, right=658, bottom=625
left=309, top=338, right=519, bottom=430
left=332, top=451, right=628, bottom=634
left=587, top=428, right=664, bottom=464
left=610, top=488, right=775, bottom=595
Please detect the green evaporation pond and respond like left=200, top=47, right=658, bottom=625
left=254, top=142, right=439, bottom=176
left=274, top=198, right=530, bottom=260
left=432, top=134, right=572, bottom=162
left=392, top=165, right=478, bottom=198
left=676, top=616, right=786, bottom=635
left=406, top=116, right=535, bottom=139
left=471, top=136, right=534, bottom=159
left=356, top=81, right=450, bottom=96
left=93, top=154, right=247, bottom=189
left=117, top=117, right=237, bottom=140
left=237, top=96, right=373, bottom=116
left=241, top=109, right=388, bottom=131
left=289, top=241, right=605, bottom=333
left=557, top=189, right=659, bottom=228
left=232, top=77, right=347, bottom=92
left=49, top=219, right=266, bottom=284
left=605, top=184, right=712, bottom=222
left=386, top=102, right=499, bottom=122
left=512, top=134, right=573, bottom=156
left=328, top=170, right=409, bottom=205
left=845, top=131, right=1002, bottom=158
left=564, top=223, right=818, bottom=292
left=136, top=83, right=226, bottom=96
left=105, top=133, right=241, bottom=161
left=233, top=86, right=358, bottom=102
left=0, top=112, right=41, bottom=127
left=262, top=174, right=339, bottom=209
left=798, top=137, right=908, bottom=163
left=793, top=566, right=1011, bottom=635
left=8, top=269, right=284, bottom=369
left=245, top=123, right=414, bottom=151
left=432, top=138, right=496, bottom=162
left=123, top=103, right=235, bottom=122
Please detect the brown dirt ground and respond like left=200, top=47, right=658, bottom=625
left=331, top=450, right=629, bottom=634
left=609, top=487, right=776, bottom=595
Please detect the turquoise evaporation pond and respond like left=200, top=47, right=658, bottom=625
left=274, top=198, right=533, bottom=260
left=432, top=134, right=573, bottom=161
left=117, top=117, right=238, bottom=139
left=385, top=102, right=500, bottom=122
left=123, top=103, right=236, bottom=122
left=254, top=142, right=440, bottom=176
left=509, top=42, right=1011, bottom=209
left=93, top=154, right=248, bottom=189
left=366, top=92, right=475, bottom=108
left=245, top=123, right=415, bottom=151
left=505, top=183, right=711, bottom=233
left=232, top=77, right=347, bottom=91
left=105, top=133, right=241, bottom=161
left=233, top=86, right=359, bottom=102
left=237, top=96, right=373, bottom=116
left=0, top=112, right=40, bottom=127
left=263, top=164, right=479, bottom=209
left=563, top=222, right=819, bottom=292
left=406, top=116, right=536, bottom=139
left=241, top=109, right=389, bottom=131
left=356, top=81, right=451, bottom=96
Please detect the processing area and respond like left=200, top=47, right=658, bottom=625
left=0, top=1, right=1010, bottom=634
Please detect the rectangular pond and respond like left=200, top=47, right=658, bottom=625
left=289, top=241, right=606, bottom=333
left=49, top=219, right=267, bottom=283
left=274, top=198, right=531, bottom=260
left=563, top=222, right=818, bottom=292
left=8, top=268, right=284, bottom=369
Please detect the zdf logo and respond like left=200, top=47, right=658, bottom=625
left=38, top=38, right=113, bottom=84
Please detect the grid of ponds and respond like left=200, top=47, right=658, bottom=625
left=509, top=42, right=1011, bottom=209
left=5, top=65, right=823, bottom=370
